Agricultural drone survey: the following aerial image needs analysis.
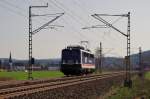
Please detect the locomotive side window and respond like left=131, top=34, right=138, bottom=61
left=82, top=52, right=94, bottom=64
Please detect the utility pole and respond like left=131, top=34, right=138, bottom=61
left=28, top=3, right=64, bottom=80
left=139, top=47, right=143, bottom=77
left=99, top=42, right=102, bottom=73
left=139, top=47, right=145, bottom=89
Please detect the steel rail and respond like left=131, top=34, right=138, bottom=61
left=0, top=71, right=124, bottom=90
left=0, top=72, right=126, bottom=99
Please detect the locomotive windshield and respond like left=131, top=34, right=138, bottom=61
left=61, top=49, right=81, bottom=64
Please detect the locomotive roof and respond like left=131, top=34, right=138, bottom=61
left=66, top=45, right=84, bottom=50
left=64, top=45, right=92, bottom=54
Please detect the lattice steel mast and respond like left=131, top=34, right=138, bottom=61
left=91, top=12, right=132, bottom=87
left=28, top=3, right=64, bottom=80
left=83, top=12, right=132, bottom=87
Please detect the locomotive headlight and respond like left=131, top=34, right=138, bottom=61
left=62, top=60, right=66, bottom=64
left=75, top=60, right=78, bottom=64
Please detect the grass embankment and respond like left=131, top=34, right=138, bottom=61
left=0, top=71, right=64, bottom=80
left=145, top=71, right=150, bottom=80
left=106, top=72, right=150, bottom=99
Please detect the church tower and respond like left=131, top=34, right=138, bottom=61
left=9, top=52, right=13, bottom=71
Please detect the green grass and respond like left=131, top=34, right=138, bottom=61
left=145, top=71, right=150, bottom=80
left=107, top=72, right=150, bottom=99
left=0, top=71, right=64, bottom=80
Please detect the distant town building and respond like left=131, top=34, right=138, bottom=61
left=0, top=60, right=1, bottom=66
left=0, top=58, right=61, bottom=71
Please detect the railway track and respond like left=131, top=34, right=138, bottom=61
left=0, top=71, right=126, bottom=99
left=0, top=71, right=124, bottom=90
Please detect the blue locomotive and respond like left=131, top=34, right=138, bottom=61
left=61, top=46, right=95, bottom=75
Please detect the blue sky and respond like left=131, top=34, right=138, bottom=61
left=0, top=0, right=150, bottom=59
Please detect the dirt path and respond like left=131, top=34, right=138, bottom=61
left=0, top=77, right=14, bottom=81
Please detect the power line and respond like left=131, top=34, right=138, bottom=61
left=76, top=0, right=94, bottom=13
left=44, top=0, right=123, bottom=48
left=0, top=2, right=27, bottom=18
left=38, top=0, right=85, bottom=41
left=72, top=0, right=90, bottom=14
left=49, top=0, right=92, bottom=40
left=0, top=1, right=51, bottom=25
left=50, top=0, right=84, bottom=25
left=49, top=0, right=107, bottom=43
left=50, top=0, right=88, bottom=26
left=71, top=0, right=93, bottom=24
left=0, top=0, right=27, bottom=11
left=61, top=17, right=86, bottom=40
left=71, top=0, right=104, bottom=41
